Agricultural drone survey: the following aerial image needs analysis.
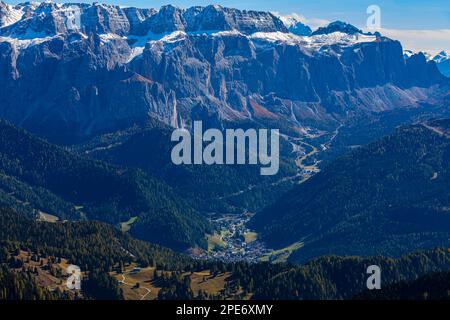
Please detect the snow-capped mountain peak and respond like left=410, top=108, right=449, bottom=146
left=432, top=51, right=450, bottom=77
left=275, top=13, right=312, bottom=36
left=407, top=50, right=450, bottom=77
left=0, top=1, right=446, bottom=142
left=312, top=21, right=362, bottom=36
left=403, top=49, right=415, bottom=59
left=432, top=51, right=449, bottom=63
left=403, top=49, right=434, bottom=61
left=0, top=1, right=25, bottom=27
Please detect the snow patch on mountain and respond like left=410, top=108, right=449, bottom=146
left=126, top=46, right=144, bottom=63
left=0, top=36, right=54, bottom=49
left=250, top=31, right=302, bottom=45
left=433, top=51, right=449, bottom=64
left=432, top=51, right=450, bottom=77
left=99, top=33, right=123, bottom=42
left=0, top=2, right=24, bottom=27
left=0, top=32, right=57, bottom=50
left=274, top=13, right=312, bottom=36
left=403, top=49, right=414, bottom=59
left=126, top=29, right=378, bottom=61
left=306, top=32, right=376, bottom=48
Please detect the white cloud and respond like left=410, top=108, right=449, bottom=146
left=370, top=28, right=450, bottom=55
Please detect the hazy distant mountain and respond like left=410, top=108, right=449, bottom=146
left=0, top=2, right=446, bottom=143
left=433, top=51, right=450, bottom=77
left=404, top=49, right=450, bottom=77
left=432, top=51, right=449, bottom=64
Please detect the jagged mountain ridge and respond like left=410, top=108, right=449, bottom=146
left=404, top=49, right=450, bottom=77
left=311, top=20, right=362, bottom=36
left=433, top=51, right=450, bottom=77
left=0, top=1, right=447, bottom=143
left=0, top=2, right=287, bottom=37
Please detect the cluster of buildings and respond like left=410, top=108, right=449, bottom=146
left=192, top=213, right=270, bottom=263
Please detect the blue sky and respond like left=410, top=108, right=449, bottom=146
left=7, top=0, right=450, bottom=53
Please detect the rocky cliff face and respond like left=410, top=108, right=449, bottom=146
left=0, top=2, right=447, bottom=143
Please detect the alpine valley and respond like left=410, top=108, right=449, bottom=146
left=0, top=1, right=449, bottom=300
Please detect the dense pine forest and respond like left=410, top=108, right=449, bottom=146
left=74, top=119, right=298, bottom=214
left=0, top=265, right=69, bottom=300
left=1, top=207, right=449, bottom=300
left=356, top=271, right=450, bottom=300
left=0, top=208, right=193, bottom=271
left=0, top=119, right=210, bottom=250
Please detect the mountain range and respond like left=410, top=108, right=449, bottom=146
left=403, top=50, right=450, bottom=77
left=0, top=2, right=447, bottom=144
left=433, top=51, right=450, bottom=77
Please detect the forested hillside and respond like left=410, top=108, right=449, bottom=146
left=0, top=265, right=67, bottom=300
left=1, top=207, right=450, bottom=300
left=251, top=120, right=450, bottom=263
left=249, top=248, right=450, bottom=300
left=74, top=119, right=298, bottom=214
left=0, top=207, right=196, bottom=300
left=0, top=208, right=192, bottom=271
left=0, top=120, right=210, bottom=250
left=356, top=271, right=450, bottom=300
